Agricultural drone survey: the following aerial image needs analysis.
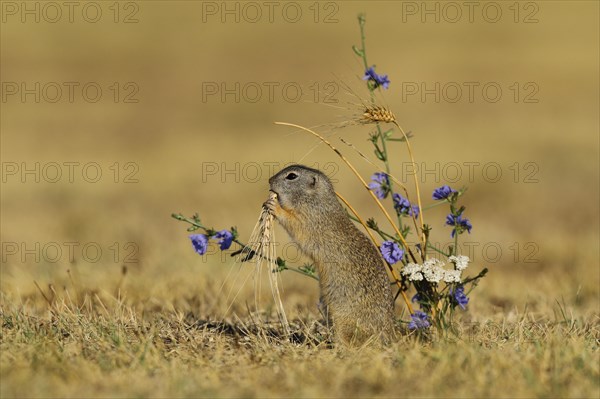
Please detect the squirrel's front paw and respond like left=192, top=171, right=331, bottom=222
left=263, top=191, right=279, bottom=215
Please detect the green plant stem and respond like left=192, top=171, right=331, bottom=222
left=426, top=242, right=452, bottom=258
left=171, top=213, right=318, bottom=281
left=422, top=201, right=450, bottom=211
left=461, top=268, right=488, bottom=286
left=357, top=14, right=388, bottom=171
left=172, top=213, right=246, bottom=248
left=278, top=264, right=319, bottom=281
left=357, top=14, right=405, bottom=236
left=348, top=214, right=396, bottom=242
left=453, top=228, right=459, bottom=257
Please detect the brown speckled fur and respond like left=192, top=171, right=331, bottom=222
left=266, top=165, right=395, bottom=345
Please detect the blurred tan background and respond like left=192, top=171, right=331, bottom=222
left=1, top=1, right=598, bottom=318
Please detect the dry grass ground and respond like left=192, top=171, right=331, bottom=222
left=1, top=1, right=599, bottom=398
left=0, top=270, right=598, bottom=398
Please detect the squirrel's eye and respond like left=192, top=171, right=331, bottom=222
left=286, top=172, right=298, bottom=180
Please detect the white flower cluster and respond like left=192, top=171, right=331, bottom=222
left=401, top=255, right=470, bottom=284
left=449, top=255, right=470, bottom=271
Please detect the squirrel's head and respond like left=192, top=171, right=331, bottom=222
left=268, top=164, right=336, bottom=212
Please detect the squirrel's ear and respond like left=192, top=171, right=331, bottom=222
left=310, top=176, right=317, bottom=188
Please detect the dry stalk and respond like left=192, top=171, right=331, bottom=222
left=360, top=105, right=397, bottom=124
left=355, top=102, right=427, bottom=257
left=339, top=137, right=422, bottom=246
left=241, top=193, right=291, bottom=336
left=273, top=122, right=418, bottom=264
left=391, top=119, right=426, bottom=255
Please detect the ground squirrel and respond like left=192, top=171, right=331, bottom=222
left=266, top=164, right=395, bottom=345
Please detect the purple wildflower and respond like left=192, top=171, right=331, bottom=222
left=213, top=230, right=234, bottom=250
left=446, top=214, right=473, bottom=238
left=408, top=311, right=430, bottom=330
left=380, top=241, right=404, bottom=264
left=189, top=234, right=209, bottom=255
left=369, top=172, right=390, bottom=199
left=392, top=193, right=420, bottom=217
left=432, top=185, right=457, bottom=200
left=363, top=66, right=390, bottom=89
left=450, top=286, right=469, bottom=310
